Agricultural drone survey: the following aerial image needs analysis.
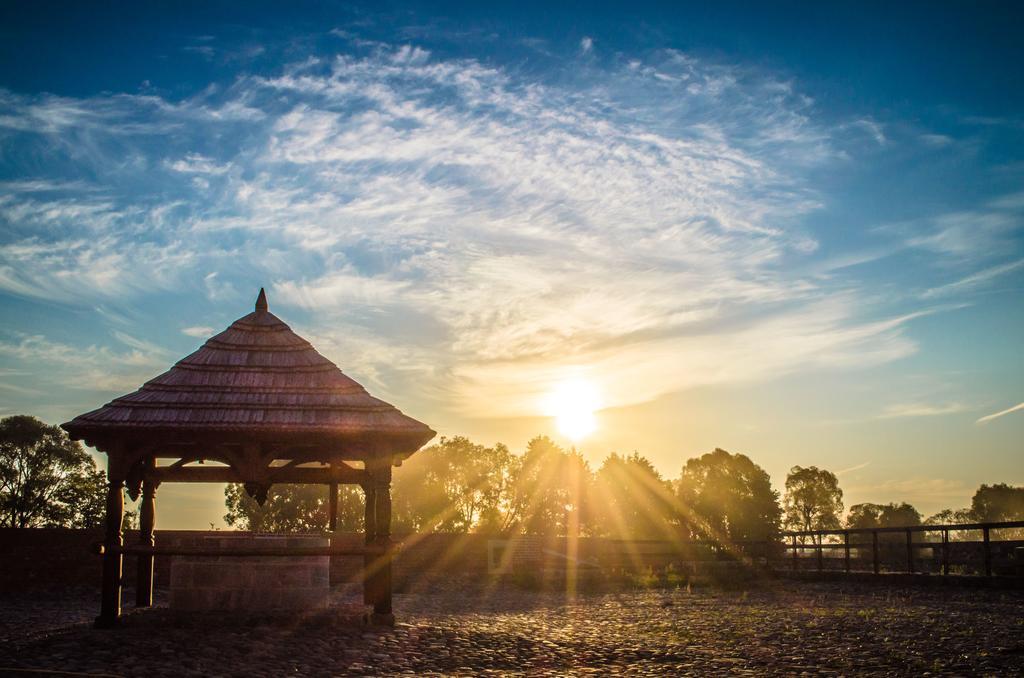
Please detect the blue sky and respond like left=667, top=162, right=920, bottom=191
left=1, top=1, right=1021, bottom=527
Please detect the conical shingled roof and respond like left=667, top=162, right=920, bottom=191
left=63, top=289, right=435, bottom=456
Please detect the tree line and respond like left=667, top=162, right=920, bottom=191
left=3, top=415, right=1021, bottom=538
left=224, top=434, right=1024, bottom=539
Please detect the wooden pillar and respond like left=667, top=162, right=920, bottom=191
left=791, top=534, right=798, bottom=572
left=872, top=530, right=880, bottom=574
left=816, top=534, right=823, bottom=572
left=363, top=454, right=394, bottom=626
left=942, top=529, right=950, bottom=576
left=843, top=531, right=851, bottom=573
left=135, top=479, right=157, bottom=607
left=982, top=525, right=992, bottom=577
left=373, top=481, right=393, bottom=622
left=96, top=477, right=124, bottom=628
left=328, top=481, right=339, bottom=533
left=362, top=483, right=377, bottom=606
left=906, top=528, right=914, bottom=574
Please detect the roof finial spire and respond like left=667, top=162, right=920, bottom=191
left=255, top=287, right=268, bottom=313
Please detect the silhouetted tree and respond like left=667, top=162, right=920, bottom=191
left=676, top=448, right=781, bottom=542
left=923, top=507, right=978, bottom=541
left=224, top=483, right=362, bottom=532
left=49, top=468, right=108, bottom=529
left=970, top=483, right=1024, bottom=522
left=924, top=508, right=974, bottom=525
left=0, top=415, right=107, bottom=528
left=846, top=502, right=921, bottom=529
left=593, top=452, right=675, bottom=539
left=783, top=465, right=843, bottom=541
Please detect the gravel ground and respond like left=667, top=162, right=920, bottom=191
left=1, top=581, right=1022, bottom=676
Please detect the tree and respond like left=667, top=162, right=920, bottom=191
left=846, top=502, right=921, bottom=529
left=970, top=483, right=1024, bottom=522
left=783, top=466, right=843, bottom=540
left=593, top=452, right=675, bottom=540
left=0, top=415, right=108, bottom=528
left=924, top=508, right=974, bottom=525
left=392, top=436, right=515, bottom=533
left=49, top=467, right=108, bottom=529
left=676, top=448, right=782, bottom=542
left=504, top=436, right=593, bottom=536
left=224, top=483, right=363, bottom=533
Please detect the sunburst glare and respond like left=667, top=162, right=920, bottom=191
left=545, top=377, right=601, bottom=441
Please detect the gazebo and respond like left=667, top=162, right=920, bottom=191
left=62, top=289, right=435, bottom=627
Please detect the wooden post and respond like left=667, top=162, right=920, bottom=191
left=906, top=528, right=914, bottom=574
left=364, top=455, right=394, bottom=625
left=872, top=530, right=880, bottom=574
left=373, top=480, right=393, bottom=623
left=328, top=481, right=339, bottom=533
left=362, top=483, right=377, bottom=606
left=942, top=529, right=949, bottom=576
left=135, top=479, right=157, bottom=607
left=816, top=534, right=824, bottom=572
left=96, top=478, right=124, bottom=628
left=983, top=525, right=992, bottom=577
left=844, top=531, right=851, bottom=573
left=791, top=534, right=798, bottom=572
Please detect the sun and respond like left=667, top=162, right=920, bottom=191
left=545, top=378, right=600, bottom=442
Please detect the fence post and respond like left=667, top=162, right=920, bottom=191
left=906, top=528, right=914, bottom=573
left=816, top=534, right=824, bottom=571
left=983, top=525, right=992, bottom=577
left=872, top=530, right=880, bottom=574
left=942, top=529, right=949, bottom=576
left=844, top=531, right=851, bottom=573
left=792, top=534, right=798, bottom=572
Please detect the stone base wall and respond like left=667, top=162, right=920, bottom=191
left=169, top=535, right=330, bottom=612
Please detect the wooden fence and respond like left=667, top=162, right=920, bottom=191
left=777, top=520, right=1024, bottom=578
left=531, top=520, right=1024, bottom=581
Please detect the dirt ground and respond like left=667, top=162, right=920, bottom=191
left=1, top=580, right=1022, bottom=676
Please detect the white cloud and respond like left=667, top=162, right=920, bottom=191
left=877, top=401, right=970, bottom=419
left=181, top=326, right=216, bottom=338
left=203, top=272, right=237, bottom=302
left=903, top=193, right=1024, bottom=261
left=851, top=118, right=886, bottom=145
left=920, top=133, right=953, bottom=148
left=848, top=477, right=970, bottom=502
left=0, top=333, right=165, bottom=392
left=167, top=153, right=230, bottom=175
left=922, top=258, right=1024, bottom=298
left=580, top=37, right=594, bottom=54
left=836, top=460, right=871, bottom=476
left=0, top=44, right=935, bottom=418
left=976, top=402, right=1024, bottom=425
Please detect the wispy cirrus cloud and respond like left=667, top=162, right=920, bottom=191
left=847, top=477, right=971, bottom=504
left=903, top=194, right=1024, bottom=261
left=0, top=41, right=953, bottom=418
left=976, top=402, right=1024, bottom=425
left=922, top=258, right=1024, bottom=298
left=878, top=401, right=971, bottom=419
left=0, top=333, right=167, bottom=392
left=181, top=326, right=216, bottom=338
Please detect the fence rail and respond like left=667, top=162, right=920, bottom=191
left=778, top=520, right=1024, bottom=578
left=560, top=521, right=1024, bottom=580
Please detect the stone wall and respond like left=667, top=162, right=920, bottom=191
left=169, top=535, right=330, bottom=611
